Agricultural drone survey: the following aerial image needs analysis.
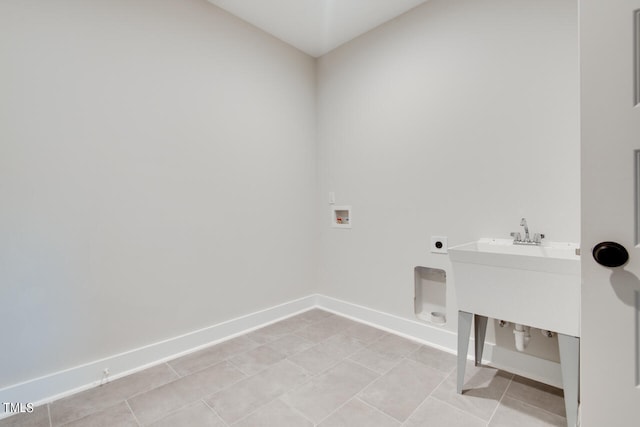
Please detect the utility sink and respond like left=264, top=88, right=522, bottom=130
left=450, top=237, right=581, bottom=427
left=449, top=238, right=581, bottom=336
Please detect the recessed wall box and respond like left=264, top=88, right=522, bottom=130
left=414, top=266, right=447, bottom=325
left=331, top=205, right=351, bottom=228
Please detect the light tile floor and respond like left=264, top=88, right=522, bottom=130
left=0, top=309, right=567, bottom=426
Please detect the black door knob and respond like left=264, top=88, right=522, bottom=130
left=592, top=242, right=629, bottom=267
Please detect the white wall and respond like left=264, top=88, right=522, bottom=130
left=0, top=0, right=317, bottom=389
left=1, top=0, right=580, bottom=395
left=317, top=0, right=579, bottom=360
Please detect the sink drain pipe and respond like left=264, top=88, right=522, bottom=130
left=513, top=324, right=531, bottom=351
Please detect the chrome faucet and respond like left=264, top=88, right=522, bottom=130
left=510, top=217, right=544, bottom=245
left=520, top=218, right=530, bottom=242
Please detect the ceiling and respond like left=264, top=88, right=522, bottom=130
left=207, top=0, right=430, bottom=57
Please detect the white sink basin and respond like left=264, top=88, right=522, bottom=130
left=449, top=238, right=581, bottom=336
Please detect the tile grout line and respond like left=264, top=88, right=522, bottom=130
left=165, top=360, right=220, bottom=381
left=346, top=352, right=404, bottom=377
left=285, top=339, right=356, bottom=379
left=344, top=356, right=385, bottom=374
left=355, top=396, right=404, bottom=426
left=140, top=400, right=203, bottom=426
left=164, top=362, right=182, bottom=379
left=288, top=339, right=366, bottom=376
left=201, top=398, right=230, bottom=427
left=124, top=360, right=242, bottom=403
left=132, top=362, right=251, bottom=426
left=405, top=346, right=459, bottom=377
left=312, top=359, right=391, bottom=426
left=218, top=394, right=298, bottom=426
left=124, top=399, right=142, bottom=427
left=167, top=336, right=261, bottom=379
left=290, top=324, right=452, bottom=425
left=285, top=357, right=324, bottom=378
left=348, top=331, right=419, bottom=377
left=314, top=394, right=364, bottom=426
left=225, top=357, right=254, bottom=378
left=404, top=344, right=424, bottom=360
left=54, top=401, right=130, bottom=427
left=314, top=395, right=362, bottom=425
left=487, top=374, right=514, bottom=425
left=263, top=336, right=315, bottom=360
left=201, top=358, right=315, bottom=426
left=48, top=403, right=52, bottom=427
left=277, top=398, right=317, bottom=426
left=399, top=362, right=453, bottom=426
left=503, top=377, right=568, bottom=419
left=429, top=395, right=490, bottom=426
left=285, top=402, right=316, bottom=426
left=499, top=394, right=569, bottom=422
left=215, top=361, right=256, bottom=392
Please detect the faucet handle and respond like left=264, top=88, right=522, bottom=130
left=510, top=232, right=522, bottom=241
left=534, top=233, right=545, bottom=243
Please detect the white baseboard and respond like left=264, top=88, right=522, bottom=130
left=314, top=294, right=460, bottom=353
left=0, top=292, right=562, bottom=418
left=0, top=294, right=318, bottom=410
